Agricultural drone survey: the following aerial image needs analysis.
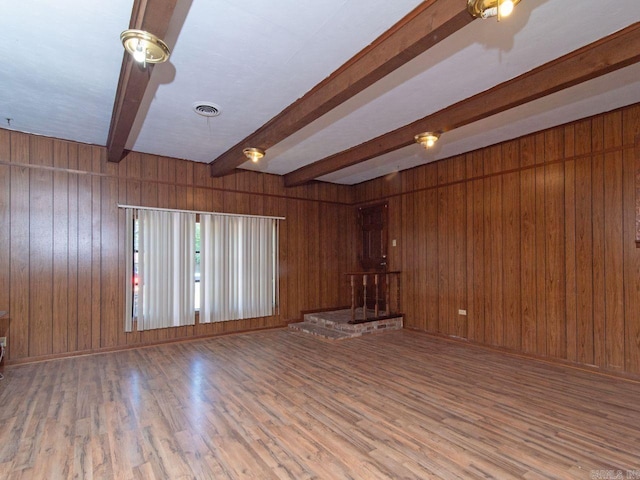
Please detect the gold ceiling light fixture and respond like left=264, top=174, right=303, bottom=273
left=120, top=29, right=171, bottom=66
left=243, top=147, right=265, bottom=163
left=414, top=132, right=440, bottom=149
left=467, top=0, right=521, bottom=19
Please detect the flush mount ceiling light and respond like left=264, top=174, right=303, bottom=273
left=120, top=29, right=170, bottom=65
left=414, top=132, right=440, bottom=149
left=243, top=147, right=265, bottom=163
left=467, top=0, right=521, bottom=19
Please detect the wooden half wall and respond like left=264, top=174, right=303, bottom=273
left=355, top=103, right=640, bottom=375
left=0, top=131, right=356, bottom=363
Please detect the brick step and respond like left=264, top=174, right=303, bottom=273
left=288, top=322, right=352, bottom=340
left=303, top=314, right=391, bottom=332
left=289, top=309, right=404, bottom=340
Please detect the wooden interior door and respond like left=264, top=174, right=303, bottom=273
left=358, top=202, right=388, bottom=312
left=358, top=202, right=388, bottom=272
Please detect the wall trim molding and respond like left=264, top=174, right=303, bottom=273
left=0, top=158, right=352, bottom=207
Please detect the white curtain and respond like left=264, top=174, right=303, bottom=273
left=137, top=209, right=196, bottom=330
left=200, top=214, right=278, bottom=323
left=124, top=208, right=134, bottom=332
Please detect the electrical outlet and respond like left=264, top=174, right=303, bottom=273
left=458, top=309, right=467, bottom=316
left=0, top=337, right=6, bottom=348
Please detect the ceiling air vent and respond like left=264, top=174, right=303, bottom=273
left=192, top=102, right=222, bottom=117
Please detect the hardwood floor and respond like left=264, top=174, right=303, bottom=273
left=0, top=329, right=639, bottom=479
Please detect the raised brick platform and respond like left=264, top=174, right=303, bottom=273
left=288, top=309, right=403, bottom=340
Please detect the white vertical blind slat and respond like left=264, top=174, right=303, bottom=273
left=125, top=208, right=277, bottom=330
left=200, top=214, right=278, bottom=323
left=124, top=208, right=134, bottom=332
left=137, top=209, right=196, bottom=331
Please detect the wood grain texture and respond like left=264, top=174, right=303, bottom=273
left=354, top=102, right=640, bottom=375
left=1, top=330, right=640, bottom=478
left=574, top=120, right=594, bottom=365
left=0, top=131, right=10, bottom=338
left=502, top=142, right=521, bottom=351
left=636, top=133, right=640, bottom=245
left=29, top=136, right=53, bottom=358
left=564, top=128, right=577, bottom=363
left=544, top=128, right=565, bottom=359
left=10, top=133, right=30, bottom=360
left=603, top=112, right=625, bottom=370
left=53, top=140, right=69, bottom=354
left=2, top=103, right=640, bottom=375
left=624, top=107, right=640, bottom=372
left=0, top=130, right=355, bottom=364
left=592, top=117, right=606, bottom=368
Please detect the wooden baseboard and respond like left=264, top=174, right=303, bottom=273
left=2, top=324, right=288, bottom=367
left=405, top=327, right=640, bottom=384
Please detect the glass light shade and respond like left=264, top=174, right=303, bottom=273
left=414, top=132, right=440, bottom=149
left=243, top=147, right=265, bottom=163
left=121, top=29, right=170, bottom=64
left=467, top=0, right=521, bottom=19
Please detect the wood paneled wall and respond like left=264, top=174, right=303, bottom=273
left=355, top=104, right=640, bottom=375
left=2, top=103, right=639, bottom=373
left=0, top=130, right=356, bottom=363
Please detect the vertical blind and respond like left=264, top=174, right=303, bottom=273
left=200, top=215, right=278, bottom=323
left=136, top=209, right=196, bottom=331
left=123, top=206, right=280, bottom=332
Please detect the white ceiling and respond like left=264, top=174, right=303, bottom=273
left=2, top=0, right=640, bottom=185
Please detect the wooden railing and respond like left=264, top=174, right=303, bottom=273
left=345, top=271, right=401, bottom=323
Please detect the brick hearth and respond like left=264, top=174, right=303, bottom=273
left=288, top=309, right=403, bottom=340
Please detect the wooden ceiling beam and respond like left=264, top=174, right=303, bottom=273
left=284, top=22, right=640, bottom=186
left=106, top=0, right=179, bottom=163
left=209, top=0, right=473, bottom=177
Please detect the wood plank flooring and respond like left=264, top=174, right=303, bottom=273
left=0, top=329, right=639, bottom=479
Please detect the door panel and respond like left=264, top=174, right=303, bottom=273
left=357, top=203, right=389, bottom=312
left=359, top=202, right=388, bottom=271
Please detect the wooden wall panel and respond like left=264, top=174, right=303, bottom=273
left=519, top=135, right=537, bottom=354
left=401, top=176, right=416, bottom=328
left=354, top=103, right=640, bottom=375
left=0, top=131, right=10, bottom=321
left=90, top=146, right=102, bottom=351
left=564, top=140, right=577, bottom=363
left=53, top=140, right=69, bottom=354
left=414, top=185, right=427, bottom=331
left=574, top=120, right=594, bottom=364
left=591, top=117, right=606, bottom=368
left=0, top=131, right=10, bottom=357
left=603, top=111, right=625, bottom=370
left=67, top=144, right=79, bottom=352
left=77, top=146, right=93, bottom=352
left=534, top=136, right=547, bottom=357
left=9, top=133, right=30, bottom=359
left=502, top=141, right=521, bottom=351
left=1, top=130, right=355, bottom=364
left=623, top=105, right=640, bottom=374
left=424, top=186, right=439, bottom=332
left=544, top=128, right=566, bottom=359
left=29, top=136, right=54, bottom=358
left=437, top=183, right=450, bottom=334
left=2, top=103, right=639, bottom=375
left=469, top=152, right=485, bottom=343
left=486, top=146, right=504, bottom=346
